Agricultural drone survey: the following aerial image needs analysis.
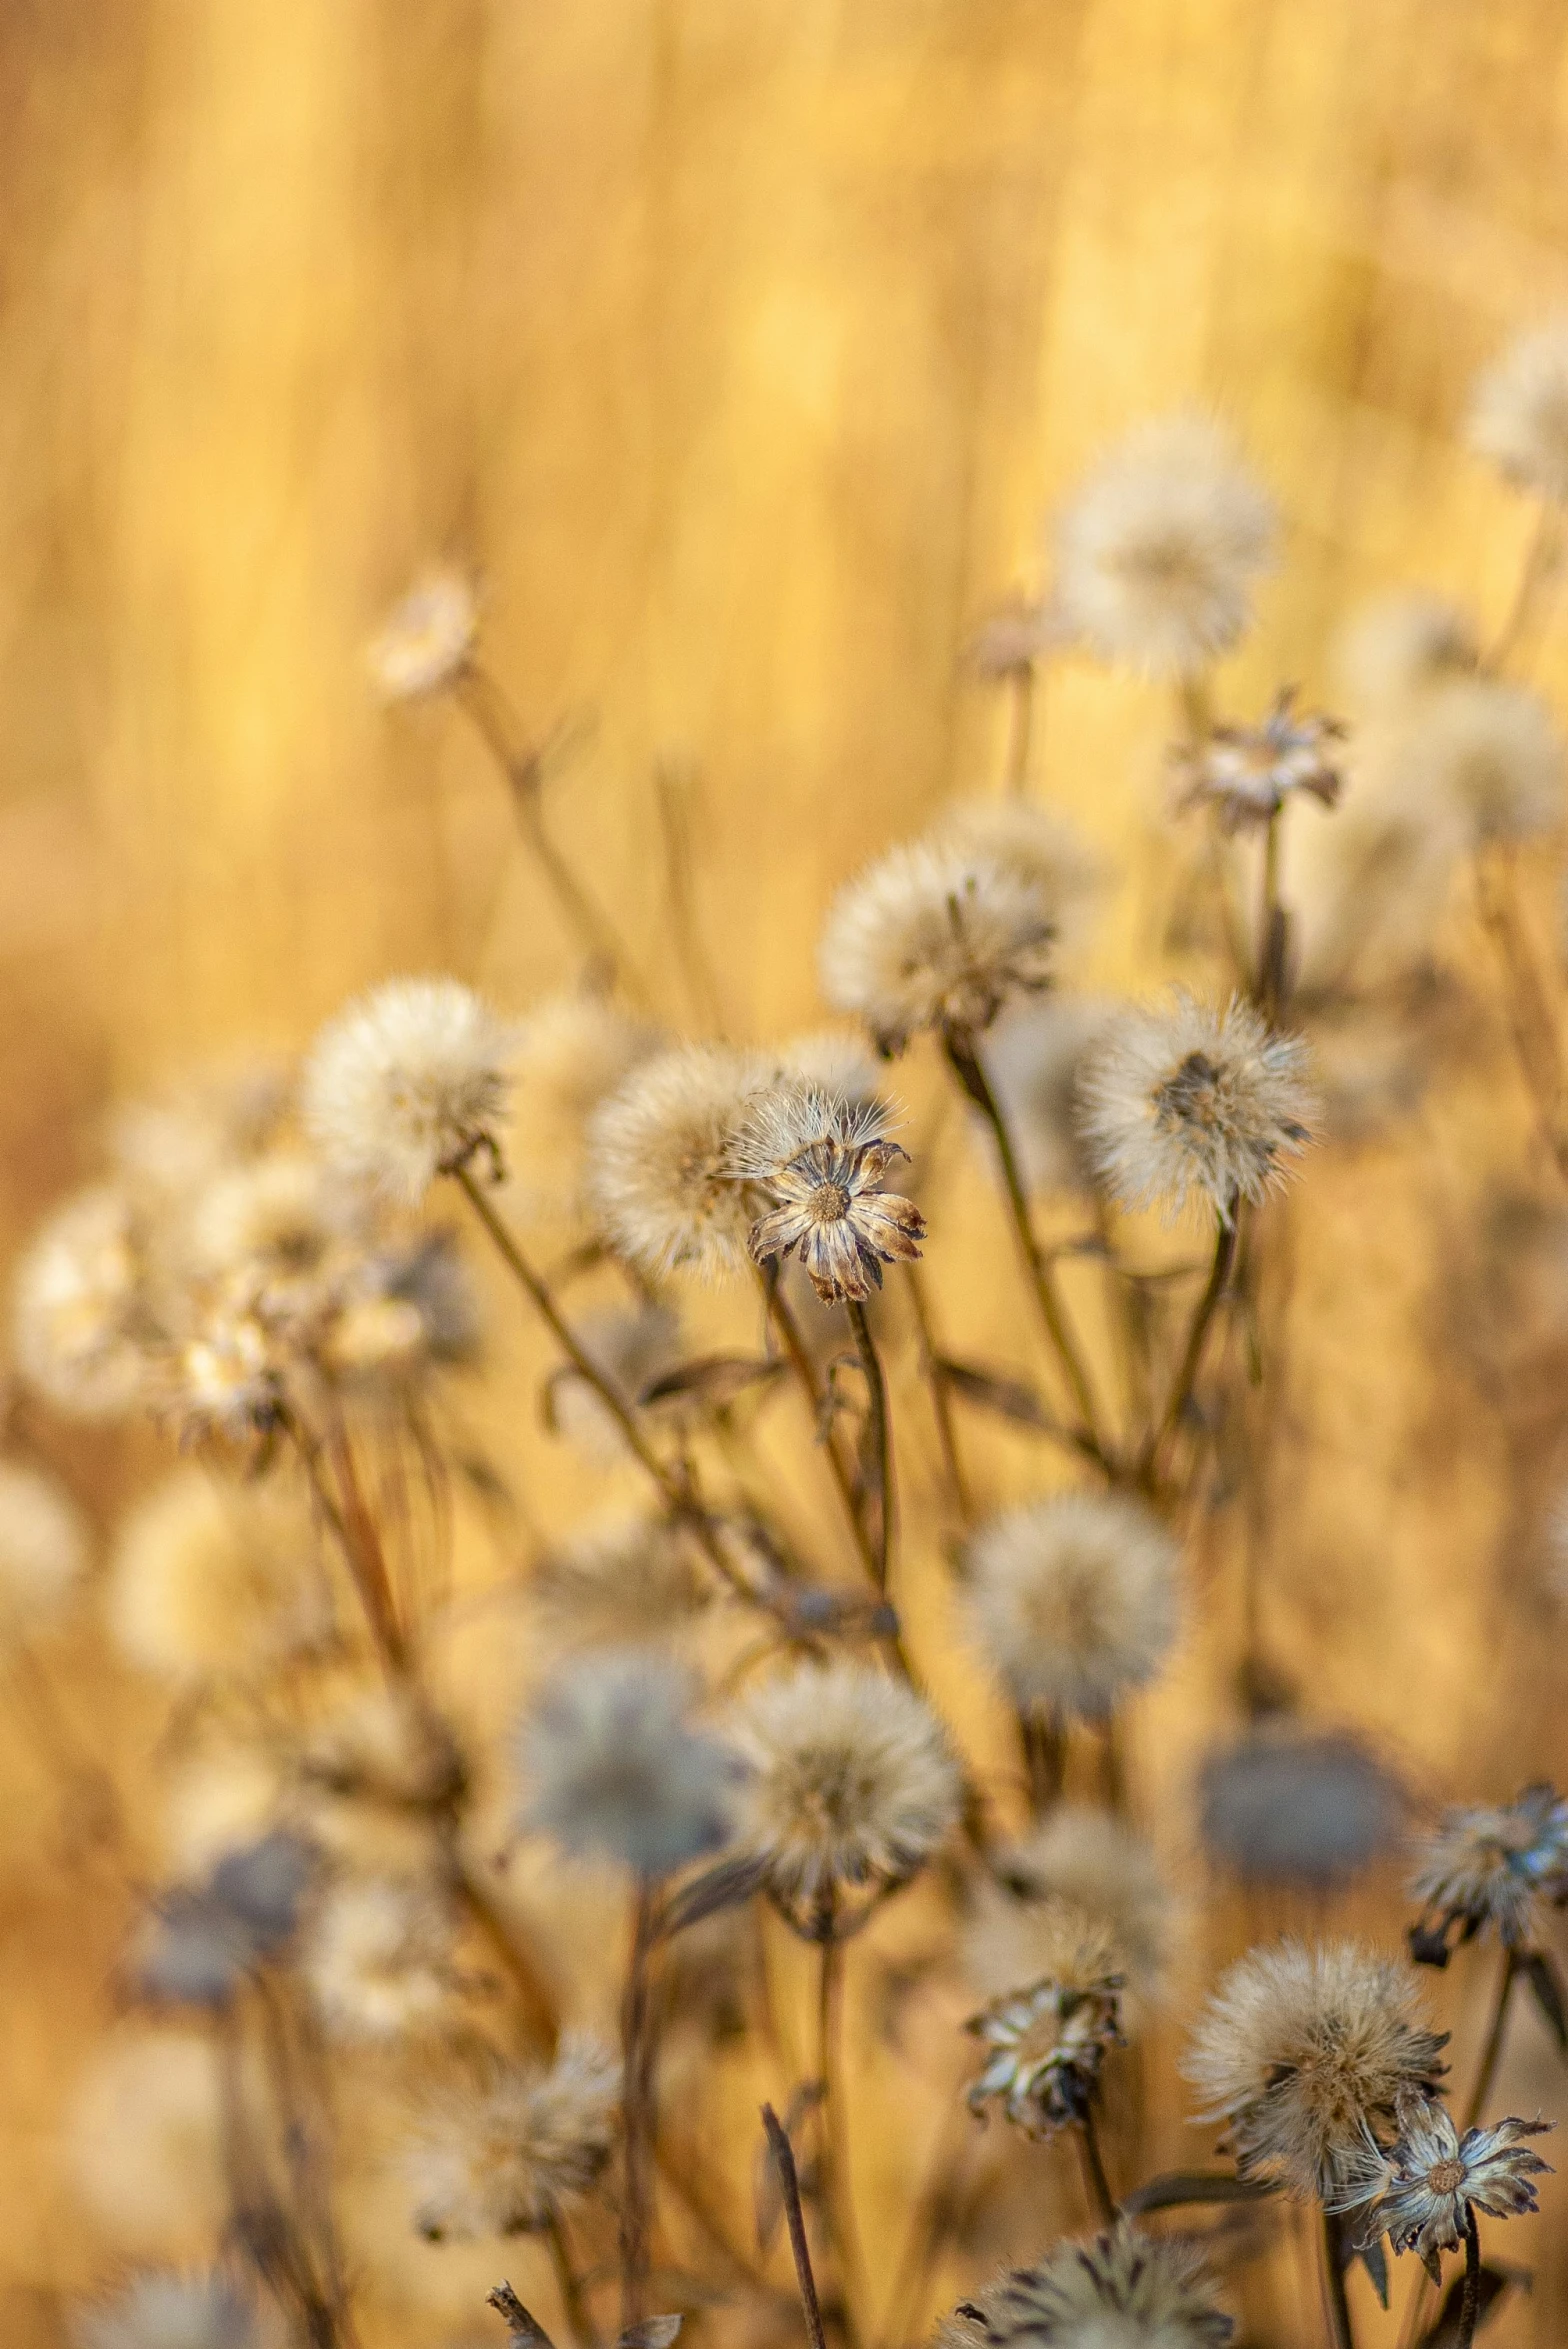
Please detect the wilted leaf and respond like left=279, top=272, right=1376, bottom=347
left=1122, top=2171, right=1275, bottom=2218
left=640, top=1355, right=785, bottom=1409
left=934, top=1358, right=1057, bottom=1432
left=658, top=1853, right=771, bottom=1937
left=1356, top=2236, right=1390, bottom=2309
left=1417, top=2260, right=1528, bottom=2346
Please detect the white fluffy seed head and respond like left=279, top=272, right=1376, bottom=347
left=1184, top=1938, right=1448, bottom=2200
left=1077, top=991, right=1317, bottom=1222
left=405, top=2034, right=620, bottom=2240
left=369, top=568, right=479, bottom=698
left=587, top=1042, right=773, bottom=1280
left=964, top=1492, right=1180, bottom=1722
left=303, top=1877, right=455, bottom=2043
left=773, top=1028, right=887, bottom=1114
left=13, top=1185, right=150, bottom=1419
left=1385, top=676, right=1564, bottom=845
left=0, top=1461, right=90, bottom=1642
left=1468, top=319, right=1568, bottom=501
left=1054, top=416, right=1275, bottom=676
left=819, top=839, right=1056, bottom=1053
left=74, top=2273, right=258, bottom=2349
left=303, top=977, right=515, bottom=1206
left=927, top=799, right=1101, bottom=939
left=504, top=990, right=662, bottom=1221
left=950, top=2222, right=1234, bottom=2348
left=725, top=1661, right=963, bottom=1918
left=967, top=1806, right=1172, bottom=2003
left=517, top=1647, right=736, bottom=1875
left=107, top=1469, right=332, bottom=1685
left=187, top=1153, right=348, bottom=1288
left=1333, top=592, right=1480, bottom=717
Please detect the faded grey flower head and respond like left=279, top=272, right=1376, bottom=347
left=945, top=2221, right=1233, bottom=2347
left=1200, top=1731, right=1406, bottom=1891
left=1336, top=2091, right=1552, bottom=2282
left=1409, top=1784, right=1568, bottom=1961
left=967, top=1933, right=1126, bottom=2136
left=1175, top=688, right=1344, bottom=833
left=518, top=1648, right=737, bottom=1878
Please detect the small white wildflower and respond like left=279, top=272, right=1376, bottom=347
left=1054, top=416, right=1275, bottom=676
left=1335, top=2091, right=1552, bottom=2281
left=303, top=977, right=515, bottom=1206
left=369, top=568, right=479, bottom=699
left=1468, top=319, right=1568, bottom=501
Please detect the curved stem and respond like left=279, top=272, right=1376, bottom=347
left=619, top=1877, right=660, bottom=2329
left=944, top=1032, right=1112, bottom=1470
left=1322, top=2212, right=1356, bottom=2349
left=845, top=1302, right=893, bottom=1596
left=903, top=1265, right=971, bottom=1525
left=1077, top=2107, right=1117, bottom=2227
left=816, top=1931, right=867, bottom=2349
left=1138, top=1213, right=1237, bottom=1485
left=1456, top=2205, right=1483, bottom=2349
left=545, top=2212, right=599, bottom=2349
left=762, top=1271, right=879, bottom=1583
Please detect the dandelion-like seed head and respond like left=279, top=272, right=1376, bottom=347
left=1175, top=689, right=1345, bottom=833
left=947, top=2222, right=1233, bottom=2348
left=820, top=840, right=1057, bottom=1055
left=587, top=1042, right=773, bottom=1280
left=773, top=1028, right=887, bottom=1115
left=505, top=990, right=662, bottom=1222
left=1184, top=1938, right=1448, bottom=2200
left=13, top=1185, right=151, bottom=1419
left=729, top=1085, right=924, bottom=1304
left=369, top=568, right=479, bottom=699
left=1408, top=1784, right=1568, bottom=1959
left=518, top=1647, right=736, bottom=1876
left=302, top=1876, right=454, bottom=2043
left=1200, top=1730, right=1406, bottom=1892
left=1335, top=2090, right=1552, bottom=2282
left=964, top=1491, right=1180, bottom=1724
left=1333, top=593, right=1480, bottom=716
left=107, top=1469, right=332, bottom=1686
left=1387, top=677, right=1563, bottom=845
left=725, top=1661, right=962, bottom=1926
left=0, top=1460, right=90, bottom=1644
left=406, top=2034, right=619, bottom=2240
left=969, top=1806, right=1171, bottom=2004
left=303, top=977, right=515, bottom=1207
left=74, top=2271, right=257, bottom=2349
left=927, top=800, right=1102, bottom=936
left=531, top=1513, right=711, bottom=1650
left=1468, top=319, right=1568, bottom=501
left=1054, top=415, right=1275, bottom=677
left=1077, top=992, right=1317, bottom=1223
left=966, top=1933, right=1126, bottom=2136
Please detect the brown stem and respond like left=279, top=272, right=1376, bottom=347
left=903, top=1265, right=971, bottom=1524
left=1465, top=1948, right=1518, bottom=2131
left=1020, top=1707, right=1065, bottom=1814
left=761, top=2105, right=830, bottom=2349
left=1456, top=2204, right=1483, bottom=2349
left=1077, top=2107, right=1117, bottom=2228
left=944, top=1032, right=1112, bottom=1470
left=545, top=2212, right=599, bottom=2349
left=1138, top=1213, right=1237, bottom=1484
left=1256, top=808, right=1289, bottom=1018
left=762, top=1272, right=880, bottom=1583
left=619, top=1877, right=660, bottom=2330
left=1005, top=664, right=1035, bottom=796
left=845, top=1302, right=892, bottom=1596
left=1474, top=849, right=1568, bottom=1185
left=816, top=1928, right=867, bottom=2349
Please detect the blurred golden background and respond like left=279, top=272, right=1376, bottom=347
left=7, top=2, right=1568, bottom=2343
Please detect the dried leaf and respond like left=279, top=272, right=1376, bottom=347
left=488, top=2284, right=556, bottom=2349
left=1524, top=1951, right=1568, bottom=2055
left=1417, top=2260, right=1527, bottom=2345
left=658, top=1852, right=771, bottom=1937
left=639, top=1355, right=785, bottom=1408
left=1122, top=2171, right=1275, bottom=2218
left=934, top=1357, right=1057, bottom=1432
left=1356, top=2236, right=1390, bottom=2309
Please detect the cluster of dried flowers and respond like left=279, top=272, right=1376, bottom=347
left=14, top=319, right=1568, bottom=2349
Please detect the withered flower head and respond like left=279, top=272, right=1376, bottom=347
left=1468, top=318, right=1568, bottom=502
left=1175, top=689, right=1345, bottom=832
left=1335, top=2090, right=1552, bottom=2283
left=729, top=1087, right=924, bottom=1303
left=946, top=2222, right=1233, bottom=2347
left=517, top=1647, right=736, bottom=1877
left=407, top=2033, right=619, bottom=2240
left=963, top=1490, right=1180, bottom=1724
left=1185, top=1938, right=1448, bottom=2201
left=1408, top=1784, right=1568, bottom=1961
left=369, top=567, right=478, bottom=699
left=1200, top=1730, right=1407, bottom=1892
left=303, top=976, right=515, bottom=1206
left=725, top=1660, right=962, bottom=1928
left=587, top=1042, right=772, bottom=1281
left=968, top=1806, right=1171, bottom=2005
left=819, top=839, right=1056, bottom=1054
left=1077, top=992, right=1316, bottom=1223
left=967, top=1928, right=1126, bottom=2135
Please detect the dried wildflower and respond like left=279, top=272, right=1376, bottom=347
left=171, top=1308, right=284, bottom=1443
left=820, top=840, right=1056, bottom=1054
left=928, top=800, right=1101, bottom=934
left=531, top=1514, right=710, bottom=1649
left=1185, top=1939, right=1448, bottom=2200
left=1077, top=992, right=1316, bottom=1222
left=107, top=1468, right=331, bottom=1685
left=67, top=2031, right=229, bottom=2249
left=13, top=1185, right=151, bottom=1418
left=303, top=1876, right=454, bottom=2042
left=0, top=1460, right=89, bottom=1643
left=1336, top=2091, right=1552, bottom=2280
left=505, top=990, right=662, bottom=1221
left=964, top=1492, right=1180, bottom=1724
left=949, top=2222, right=1233, bottom=2347
left=1200, top=1730, right=1406, bottom=1891
left=518, top=1648, right=736, bottom=1876
left=775, top=1028, right=888, bottom=1115
left=969, top=1807, right=1170, bottom=2003
left=730, top=1088, right=924, bottom=1304
left=1175, top=689, right=1345, bottom=832
left=327, top=1230, right=480, bottom=1387
left=983, top=997, right=1119, bottom=1196
left=1333, top=593, right=1480, bottom=715
left=407, top=2033, right=619, bottom=2239
left=132, top=1842, right=309, bottom=2011
left=726, top=1660, right=962, bottom=1925
left=189, top=1152, right=345, bottom=1289
left=1468, top=319, right=1568, bottom=501
left=1408, top=1784, right=1568, bottom=1960
left=588, top=1042, right=772, bottom=1279
left=1386, top=676, right=1563, bottom=844
left=1054, top=415, right=1274, bottom=677
left=369, top=567, right=479, bottom=698
left=967, top=1935, right=1126, bottom=2134
left=304, top=977, right=515, bottom=1206
left=75, top=2271, right=257, bottom=2349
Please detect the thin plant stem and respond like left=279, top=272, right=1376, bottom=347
left=1484, top=502, right=1561, bottom=677
left=455, top=669, right=646, bottom=1000
left=816, top=1929, right=868, bottom=2349
left=1473, top=849, right=1568, bottom=1185
left=1138, top=1213, right=1238, bottom=1485
left=903, top=1264, right=971, bottom=1524
left=944, top=1032, right=1112, bottom=1470
left=1256, top=808, right=1288, bottom=1018
left=845, top=1302, right=893, bottom=1595
left=761, top=2104, right=830, bottom=2349
left=655, top=763, right=727, bottom=1033
left=1456, top=2205, right=1483, bottom=2349
left=762, top=1271, right=880, bottom=1584
left=1020, top=1707, right=1066, bottom=1814
left=1466, top=1947, right=1519, bottom=2131
left=1077, top=2107, right=1117, bottom=2227
left=1322, top=2212, right=1356, bottom=2349
left=619, top=1876, right=660, bottom=2330
left=4, top=1644, right=123, bottom=1850
left=1005, top=664, right=1035, bottom=796
left=545, top=2212, right=599, bottom=2349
